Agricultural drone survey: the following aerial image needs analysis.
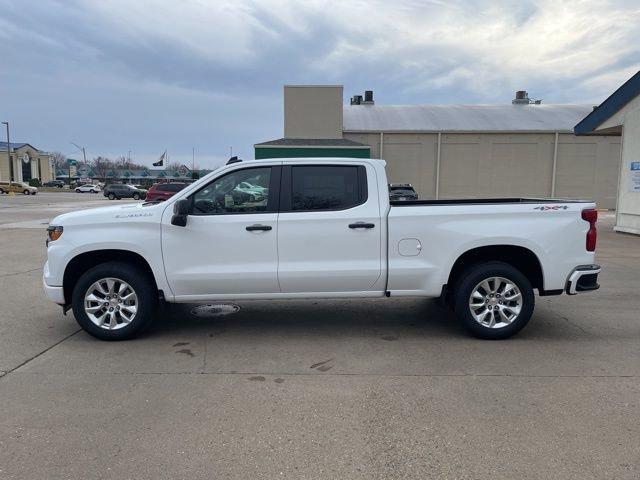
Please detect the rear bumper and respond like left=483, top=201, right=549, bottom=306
left=43, top=275, right=65, bottom=304
left=566, top=264, right=601, bottom=295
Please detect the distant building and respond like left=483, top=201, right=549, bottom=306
left=256, top=85, right=620, bottom=208
left=0, top=142, right=54, bottom=183
left=55, top=166, right=213, bottom=183
left=575, top=70, right=640, bottom=235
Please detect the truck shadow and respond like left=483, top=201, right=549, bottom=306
left=146, top=297, right=576, bottom=341
left=150, top=297, right=459, bottom=339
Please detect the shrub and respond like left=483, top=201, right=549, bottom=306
left=29, top=178, right=41, bottom=187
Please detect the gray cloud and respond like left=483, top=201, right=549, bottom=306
left=0, top=0, right=638, bottom=167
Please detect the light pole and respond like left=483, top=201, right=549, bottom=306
left=71, top=142, right=87, bottom=165
left=2, top=121, right=13, bottom=182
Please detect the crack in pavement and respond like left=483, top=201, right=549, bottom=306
left=0, top=267, right=42, bottom=278
left=6, top=371, right=639, bottom=379
left=0, top=329, right=82, bottom=381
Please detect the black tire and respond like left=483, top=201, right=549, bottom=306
left=0, top=188, right=4, bottom=194
left=23, top=189, right=30, bottom=195
left=133, top=193, right=140, bottom=200
left=453, top=261, right=534, bottom=340
left=75, top=188, right=81, bottom=193
left=71, top=261, right=158, bottom=340
left=108, top=193, right=116, bottom=200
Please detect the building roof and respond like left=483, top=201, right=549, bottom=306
left=574, top=70, right=640, bottom=135
left=0, top=141, right=42, bottom=152
left=343, top=104, right=594, bottom=133
left=255, top=138, right=369, bottom=147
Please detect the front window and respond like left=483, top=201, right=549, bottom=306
left=191, top=167, right=272, bottom=215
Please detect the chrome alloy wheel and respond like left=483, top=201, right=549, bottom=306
left=468, top=276, right=522, bottom=329
left=83, top=277, right=138, bottom=330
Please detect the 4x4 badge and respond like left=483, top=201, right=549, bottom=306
left=534, top=205, right=569, bottom=211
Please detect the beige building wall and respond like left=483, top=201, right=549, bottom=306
left=0, top=146, right=54, bottom=183
left=555, top=134, right=620, bottom=208
left=284, top=85, right=343, bottom=139
left=345, top=131, right=620, bottom=209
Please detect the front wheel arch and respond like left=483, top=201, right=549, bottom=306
left=63, top=249, right=158, bottom=306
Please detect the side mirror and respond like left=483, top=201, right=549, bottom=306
left=171, top=199, right=190, bottom=227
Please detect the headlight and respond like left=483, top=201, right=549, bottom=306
left=46, top=225, right=63, bottom=246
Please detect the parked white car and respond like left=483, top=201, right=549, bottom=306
left=43, top=157, right=600, bottom=341
left=75, top=184, right=101, bottom=193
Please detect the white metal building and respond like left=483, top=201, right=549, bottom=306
left=343, top=98, right=621, bottom=208
left=257, top=86, right=621, bottom=209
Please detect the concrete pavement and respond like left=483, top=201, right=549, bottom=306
left=0, top=195, right=638, bottom=479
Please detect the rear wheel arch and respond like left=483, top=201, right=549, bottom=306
left=446, top=245, right=544, bottom=294
left=63, top=250, right=158, bottom=305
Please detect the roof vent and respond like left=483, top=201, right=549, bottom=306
left=351, top=90, right=374, bottom=105
left=512, top=90, right=542, bottom=105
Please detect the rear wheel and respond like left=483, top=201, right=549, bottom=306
left=23, top=189, right=30, bottom=195
left=0, top=188, right=5, bottom=194
left=71, top=262, right=157, bottom=340
left=453, top=261, right=534, bottom=339
left=75, top=188, right=81, bottom=192
left=108, top=193, right=116, bottom=200
left=133, top=193, right=140, bottom=200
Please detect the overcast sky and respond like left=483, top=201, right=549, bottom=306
left=1, top=0, right=639, bottom=168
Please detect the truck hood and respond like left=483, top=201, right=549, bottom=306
left=50, top=202, right=164, bottom=226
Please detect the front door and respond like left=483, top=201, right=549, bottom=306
left=277, top=163, right=382, bottom=293
left=162, top=165, right=281, bottom=299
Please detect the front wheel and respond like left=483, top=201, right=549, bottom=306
left=133, top=193, right=140, bottom=200
left=75, top=188, right=81, bottom=192
left=71, top=262, right=158, bottom=340
left=453, top=261, right=534, bottom=340
left=23, top=189, right=30, bottom=195
left=108, top=193, right=116, bottom=200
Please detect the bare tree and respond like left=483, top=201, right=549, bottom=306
left=114, top=155, right=146, bottom=171
left=49, top=151, right=67, bottom=170
left=165, top=161, right=182, bottom=172
left=91, top=156, right=115, bottom=182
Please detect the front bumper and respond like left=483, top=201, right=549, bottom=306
left=43, top=274, right=65, bottom=304
left=566, top=264, right=601, bottom=295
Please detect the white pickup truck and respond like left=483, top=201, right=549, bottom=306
left=43, top=157, right=600, bottom=340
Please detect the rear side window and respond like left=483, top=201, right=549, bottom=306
left=168, top=184, right=184, bottom=192
left=290, top=165, right=367, bottom=211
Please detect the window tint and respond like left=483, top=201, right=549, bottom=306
left=291, top=165, right=365, bottom=211
left=156, top=184, right=170, bottom=192
left=168, top=184, right=184, bottom=192
left=191, top=167, right=272, bottom=215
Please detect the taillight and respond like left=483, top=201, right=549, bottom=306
left=581, top=209, right=597, bottom=252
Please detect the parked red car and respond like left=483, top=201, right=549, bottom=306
left=145, top=183, right=188, bottom=202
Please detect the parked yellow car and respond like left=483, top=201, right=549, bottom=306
left=0, top=181, right=38, bottom=195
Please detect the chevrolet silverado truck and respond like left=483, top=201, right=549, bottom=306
left=43, top=157, right=600, bottom=340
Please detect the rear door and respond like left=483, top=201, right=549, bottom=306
left=277, top=163, right=382, bottom=293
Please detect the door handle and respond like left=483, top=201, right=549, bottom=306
left=349, top=222, right=375, bottom=229
left=246, top=224, right=272, bottom=232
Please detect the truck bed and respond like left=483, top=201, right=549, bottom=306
left=391, top=198, right=591, bottom=206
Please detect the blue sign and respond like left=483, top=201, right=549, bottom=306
left=631, top=162, right=640, bottom=171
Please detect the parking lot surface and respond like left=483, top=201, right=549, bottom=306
left=0, top=193, right=639, bottom=479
